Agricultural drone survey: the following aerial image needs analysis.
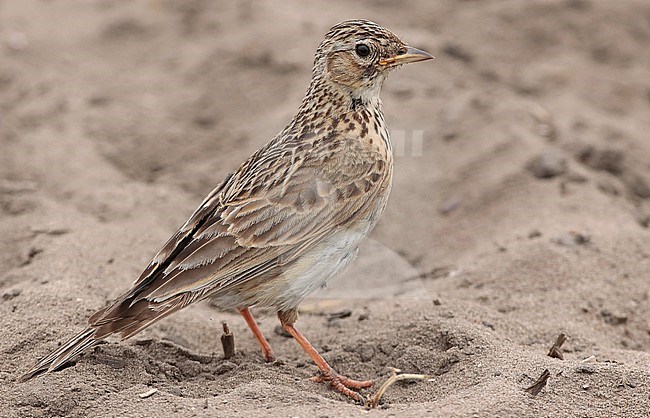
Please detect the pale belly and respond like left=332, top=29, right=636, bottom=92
left=272, top=226, right=370, bottom=310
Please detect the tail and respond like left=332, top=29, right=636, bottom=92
left=20, top=327, right=99, bottom=382
left=21, top=296, right=187, bottom=382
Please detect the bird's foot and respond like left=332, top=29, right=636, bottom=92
left=310, top=370, right=373, bottom=403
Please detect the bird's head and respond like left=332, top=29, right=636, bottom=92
left=313, top=20, right=433, bottom=103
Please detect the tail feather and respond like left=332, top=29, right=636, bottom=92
left=20, top=328, right=98, bottom=382
left=21, top=295, right=191, bottom=381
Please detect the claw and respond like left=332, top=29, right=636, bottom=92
left=309, top=370, right=373, bottom=402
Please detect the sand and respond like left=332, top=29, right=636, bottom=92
left=1, top=0, right=650, bottom=417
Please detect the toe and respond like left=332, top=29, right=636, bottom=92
left=338, top=376, right=374, bottom=389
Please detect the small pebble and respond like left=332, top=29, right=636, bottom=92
left=5, top=31, right=29, bottom=51
left=552, top=232, right=590, bottom=247
left=527, top=150, right=567, bottom=179
left=438, top=197, right=462, bottom=215
left=576, top=147, right=624, bottom=175
left=575, top=364, right=596, bottom=374
left=600, top=309, right=627, bottom=325
left=327, top=309, right=352, bottom=321
left=138, top=388, right=158, bottom=399
left=528, top=230, right=542, bottom=239
left=597, top=180, right=619, bottom=196
left=2, top=289, right=22, bottom=300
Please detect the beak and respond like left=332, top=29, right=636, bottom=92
left=379, top=46, right=434, bottom=66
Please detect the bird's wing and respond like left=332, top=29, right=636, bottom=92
left=88, top=137, right=387, bottom=339
left=130, top=171, right=235, bottom=289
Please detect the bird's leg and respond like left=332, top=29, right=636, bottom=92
left=238, top=307, right=275, bottom=362
left=278, top=309, right=373, bottom=403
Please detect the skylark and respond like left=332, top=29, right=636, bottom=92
left=23, top=19, right=433, bottom=402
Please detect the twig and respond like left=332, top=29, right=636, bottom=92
left=525, top=369, right=550, bottom=396
left=220, top=321, right=235, bottom=359
left=366, top=368, right=431, bottom=409
left=547, top=333, right=567, bottom=360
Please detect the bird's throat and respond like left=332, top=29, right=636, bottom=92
left=291, top=77, right=383, bottom=131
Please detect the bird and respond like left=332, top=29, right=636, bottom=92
left=21, top=19, right=433, bottom=403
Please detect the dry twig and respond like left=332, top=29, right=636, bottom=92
left=547, top=333, right=567, bottom=360
left=525, top=369, right=550, bottom=396
left=220, top=321, right=235, bottom=359
left=366, top=368, right=431, bottom=409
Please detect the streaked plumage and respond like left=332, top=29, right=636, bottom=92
left=22, top=19, right=432, bottom=403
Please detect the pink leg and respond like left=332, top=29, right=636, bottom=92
left=239, top=308, right=275, bottom=362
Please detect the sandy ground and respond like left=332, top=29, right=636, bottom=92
left=2, top=0, right=650, bottom=417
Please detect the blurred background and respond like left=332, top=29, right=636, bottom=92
left=1, top=1, right=650, bottom=416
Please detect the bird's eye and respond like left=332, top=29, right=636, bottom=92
left=355, top=43, right=371, bottom=57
